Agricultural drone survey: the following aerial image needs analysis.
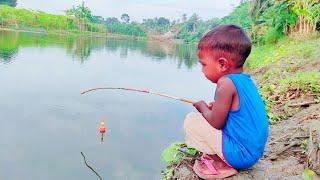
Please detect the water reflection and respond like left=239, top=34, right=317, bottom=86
left=0, top=30, right=198, bottom=68
left=0, top=30, right=212, bottom=179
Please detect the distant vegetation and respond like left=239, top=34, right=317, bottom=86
left=175, top=0, right=320, bottom=43
left=0, top=4, right=106, bottom=34
left=0, top=0, right=16, bottom=7
left=0, top=0, right=320, bottom=42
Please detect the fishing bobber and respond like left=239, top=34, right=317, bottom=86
left=99, top=121, right=106, bottom=134
left=100, top=120, right=106, bottom=142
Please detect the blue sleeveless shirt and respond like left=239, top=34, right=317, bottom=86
left=222, top=73, right=269, bottom=169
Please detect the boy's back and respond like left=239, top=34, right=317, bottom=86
left=223, top=73, right=269, bottom=169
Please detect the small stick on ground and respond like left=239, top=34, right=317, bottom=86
left=268, top=128, right=300, bottom=145
left=268, top=141, right=300, bottom=160
left=288, top=101, right=316, bottom=107
left=81, top=152, right=103, bottom=180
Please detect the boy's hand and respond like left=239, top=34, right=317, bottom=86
left=193, top=100, right=209, bottom=113
left=208, top=102, right=214, bottom=110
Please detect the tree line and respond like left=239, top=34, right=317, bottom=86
left=1, top=0, right=319, bottom=43
left=0, top=0, right=16, bottom=7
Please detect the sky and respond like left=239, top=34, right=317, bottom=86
left=17, top=0, right=241, bottom=22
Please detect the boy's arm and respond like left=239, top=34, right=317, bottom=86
left=193, top=77, right=235, bottom=130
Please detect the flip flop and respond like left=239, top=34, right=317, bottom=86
left=193, top=154, right=238, bottom=179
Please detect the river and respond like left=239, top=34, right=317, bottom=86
left=0, top=30, right=215, bottom=179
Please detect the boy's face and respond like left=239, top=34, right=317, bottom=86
left=198, top=50, right=230, bottom=83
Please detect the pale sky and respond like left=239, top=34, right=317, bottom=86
left=17, top=0, right=241, bottom=22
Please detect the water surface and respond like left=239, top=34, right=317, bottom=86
left=0, top=30, right=215, bottom=179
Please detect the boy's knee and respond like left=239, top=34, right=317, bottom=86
left=184, top=112, right=200, bottom=132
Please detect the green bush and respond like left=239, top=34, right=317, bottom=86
left=105, top=23, right=146, bottom=37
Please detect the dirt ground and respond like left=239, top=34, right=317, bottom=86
left=172, top=104, right=320, bottom=180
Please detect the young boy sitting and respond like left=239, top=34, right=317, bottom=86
left=184, top=24, right=269, bottom=179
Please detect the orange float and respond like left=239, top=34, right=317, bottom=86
left=99, top=119, right=106, bottom=142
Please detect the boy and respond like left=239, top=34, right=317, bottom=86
left=184, top=25, right=269, bottom=179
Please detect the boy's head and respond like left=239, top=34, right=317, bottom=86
left=197, top=24, right=251, bottom=82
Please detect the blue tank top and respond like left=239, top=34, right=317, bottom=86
left=222, top=73, right=269, bottom=169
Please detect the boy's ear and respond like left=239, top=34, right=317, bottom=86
left=217, top=58, right=230, bottom=72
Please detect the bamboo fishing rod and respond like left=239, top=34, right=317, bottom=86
left=81, top=87, right=195, bottom=104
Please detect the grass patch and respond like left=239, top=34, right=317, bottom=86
left=247, top=37, right=320, bottom=69
left=259, top=71, right=320, bottom=123
left=0, top=5, right=106, bottom=33
left=279, top=72, right=320, bottom=95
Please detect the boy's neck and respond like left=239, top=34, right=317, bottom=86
left=226, top=67, right=243, bottom=74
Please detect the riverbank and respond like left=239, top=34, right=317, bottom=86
left=0, top=27, right=148, bottom=41
left=161, top=36, right=320, bottom=179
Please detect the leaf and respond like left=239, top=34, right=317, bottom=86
left=186, top=147, right=197, bottom=156
left=161, top=168, right=174, bottom=180
left=302, top=169, right=317, bottom=180
left=161, top=142, right=185, bottom=164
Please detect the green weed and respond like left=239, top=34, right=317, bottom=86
left=279, top=72, right=320, bottom=95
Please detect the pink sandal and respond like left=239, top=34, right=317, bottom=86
left=193, top=154, right=238, bottom=179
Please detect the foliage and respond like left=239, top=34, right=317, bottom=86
left=120, top=13, right=130, bottom=24
left=1, top=0, right=320, bottom=43
left=279, top=72, right=320, bottom=95
left=161, top=142, right=198, bottom=180
left=104, top=17, right=120, bottom=24
left=161, top=168, right=174, bottom=180
left=300, top=139, right=308, bottom=154
left=91, top=15, right=104, bottom=23
left=161, top=142, right=185, bottom=164
left=220, top=1, right=252, bottom=30
left=0, top=0, right=16, bottom=7
left=248, top=36, right=320, bottom=123
left=247, top=37, right=320, bottom=69
left=177, top=13, right=208, bottom=43
left=0, top=5, right=106, bottom=33
left=105, top=22, right=146, bottom=37
left=142, top=17, right=171, bottom=34
left=65, top=2, right=93, bottom=21
left=302, top=169, right=317, bottom=180
left=251, top=0, right=320, bottom=43
left=161, top=142, right=198, bottom=165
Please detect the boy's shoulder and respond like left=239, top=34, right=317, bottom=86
left=216, top=76, right=237, bottom=94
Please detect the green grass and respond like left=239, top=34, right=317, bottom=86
left=247, top=36, right=320, bottom=123
left=247, top=37, right=320, bottom=69
left=0, top=5, right=106, bottom=34
left=279, top=72, right=320, bottom=95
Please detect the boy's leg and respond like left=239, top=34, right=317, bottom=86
left=183, top=112, right=224, bottom=160
left=184, top=112, right=238, bottom=179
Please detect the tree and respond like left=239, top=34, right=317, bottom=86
left=186, top=13, right=200, bottom=32
left=65, top=2, right=93, bottom=21
left=65, top=2, right=93, bottom=32
left=182, top=13, right=187, bottom=22
left=92, top=16, right=104, bottom=23
left=0, top=0, right=17, bottom=7
left=157, top=17, right=170, bottom=26
left=105, top=17, right=120, bottom=24
left=121, top=13, right=130, bottom=24
left=289, top=0, right=320, bottom=34
left=249, top=0, right=274, bottom=23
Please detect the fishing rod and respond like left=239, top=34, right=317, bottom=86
left=81, top=87, right=195, bottom=104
